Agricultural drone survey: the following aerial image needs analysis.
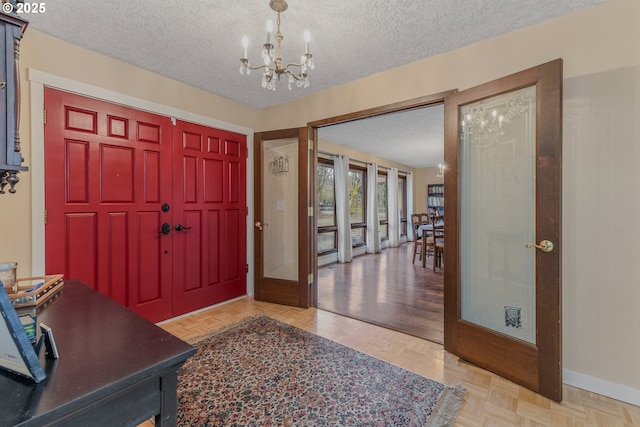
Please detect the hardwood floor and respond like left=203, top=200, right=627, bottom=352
left=153, top=297, right=640, bottom=426
left=317, top=242, right=444, bottom=344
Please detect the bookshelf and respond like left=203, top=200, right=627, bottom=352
left=427, top=184, right=444, bottom=216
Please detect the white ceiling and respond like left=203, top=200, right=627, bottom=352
left=25, top=0, right=609, bottom=168
left=318, top=105, right=445, bottom=169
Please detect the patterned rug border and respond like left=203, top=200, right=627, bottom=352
left=424, top=384, right=466, bottom=427
left=183, top=314, right=467, bottom=426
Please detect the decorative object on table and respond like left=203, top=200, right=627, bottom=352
left=177, top=315, right=466, bottom=426
left=9, top=274, right=64, bottom=308
left=18, top=313, right=36, bottom=344
left=35, top=323, right=59, bottom=360
left=0, top=286, right=46, bottom=383
left=0, top=261, right=18, bottom=294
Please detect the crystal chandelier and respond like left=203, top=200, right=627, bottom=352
left=239, top=0, right=315, bottom=91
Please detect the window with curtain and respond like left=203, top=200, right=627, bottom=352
left=348, top=166, right=366, bottom=247
left=377, top=172, right=388, bottom=240
left=317, top=158, right=337, bottom=254
left=316, top=159, right=409, bottom=253
left=398, top=175, right=407, bottom=236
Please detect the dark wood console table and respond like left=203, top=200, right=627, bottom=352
left=0, top=280, right=196, bottom=426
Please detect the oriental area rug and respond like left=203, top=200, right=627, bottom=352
left=176, top=315, right=465, bottom=426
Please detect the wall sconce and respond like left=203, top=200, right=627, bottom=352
left=436, top=163, right=445, bottom=178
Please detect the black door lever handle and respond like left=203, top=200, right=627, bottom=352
left=175, top=224, right=192, bottom=231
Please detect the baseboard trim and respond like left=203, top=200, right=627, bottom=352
left=563, top=369, right=640, bottom=406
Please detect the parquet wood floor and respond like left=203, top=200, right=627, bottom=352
left=317, top=243, right=444, bottom=344
left=144, top=297, right=640, bottom=426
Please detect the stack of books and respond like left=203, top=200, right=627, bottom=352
left=9, top=274, right=64, bottom=308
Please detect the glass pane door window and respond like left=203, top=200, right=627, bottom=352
left=348, top=168, right=365, bottom=223
left=460, top=85, right=537, bottom=344
left=377, top=174, right=388, bottom=239
left=317, top=162, right=336, bottom=227
left=262, top=138, right=299, bottom=281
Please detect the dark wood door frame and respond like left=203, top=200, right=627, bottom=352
left=254, top=127, right=312, bottom=307
left=308, top=91, right=456, bottom=306
left=443, top=60, right=563, bottom=401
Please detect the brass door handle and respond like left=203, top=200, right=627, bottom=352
left=255, top=221, right=263, bottom=230
left=525, top=240, right=554, bottom=252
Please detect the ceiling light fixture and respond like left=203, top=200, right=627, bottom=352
left=239, top=0, right=315, bottom=91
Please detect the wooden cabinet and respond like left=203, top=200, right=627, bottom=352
left=427, top=184, right=444, bottom=216
left=1, top=281, right=196, bottom=426
left=0, top=12, right=28, bottom=194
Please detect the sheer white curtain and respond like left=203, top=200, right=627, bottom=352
left=334, top=155, right=352, bottom=263
left=366, top=163, right=380, bottom=254
left=387, top=168, right=400, bottom=247
left=406, top=173, right=415, bottom=241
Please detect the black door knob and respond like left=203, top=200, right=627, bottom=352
left=175, top=224, right=192, bottom=231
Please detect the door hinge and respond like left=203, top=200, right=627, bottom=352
left=308, top=273, right=313, bottom=284
left=246, top=206, right=248, bottom=215
left=171, top=117, right=176, bottom=125
left=43, top=108, right=46, bottom=125
left=246, top=264, right=249, bottom=273
left=308, top=207, right=314, bottom=217
left=308, top=139, right=314, bottom=150
left=44, top=209, right=47, bottom=225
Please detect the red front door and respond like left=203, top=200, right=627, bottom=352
left=44, top=88, right=174, bottom=321
left=44, top=89, right=247, bottom=322
left=172, top=120, right=247, bottom=316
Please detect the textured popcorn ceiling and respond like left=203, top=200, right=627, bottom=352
left=319, top=106, right=445, bottom=169
left=26, top=0, right=609, bottom=167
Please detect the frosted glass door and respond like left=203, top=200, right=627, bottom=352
left=262, top=138, right=299, bottom=281
left=444, top=60, right=562, bottom=401
left=459, top=85, right=537, bottom=344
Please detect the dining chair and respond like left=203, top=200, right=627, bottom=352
left=432, top=215, right=444, bottom=271
left=411, top=213, right=431, bottom=264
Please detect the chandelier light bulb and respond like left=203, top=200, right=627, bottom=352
left=242, top=36, right=249, bottom=59
left=266, top=20, right=273, bottom=43
left=304, top=30, right=310, bottom=53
